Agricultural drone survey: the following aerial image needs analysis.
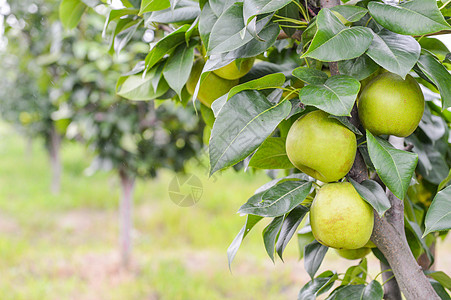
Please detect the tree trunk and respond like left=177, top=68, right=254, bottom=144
left=48, top=126, right=61, bottom=195
left=380, top=262, right=402, bottom=300
left=119, top=169, right=135, bottom=269
left=25, top=136, right=33, bottom=159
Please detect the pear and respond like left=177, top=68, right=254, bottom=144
left=310, top=182, right=374, bottom=249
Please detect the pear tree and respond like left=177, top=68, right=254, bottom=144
left=64, top=0, right=451, bottom=299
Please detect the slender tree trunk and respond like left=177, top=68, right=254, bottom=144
left=119, top=169, right=135, bottom=269
left=25, top=136, right=33, bottom=159
left=48, top=126, right=61, bottom=195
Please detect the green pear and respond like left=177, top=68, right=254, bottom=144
left=358, top=72, right=424, bottom=137
left=213, top=58, right=255, bottom=80
left=285, top=110, right=357, bottom=182
left=310, top=182, right=374, bottom=249
left=365, top=239, right=377, bottom=248
left=186, top=59, right=238, bottom=107
left=336, top=247, right=371, bottom=260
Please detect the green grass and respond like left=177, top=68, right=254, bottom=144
left=0, top=122, right=450, bottom=300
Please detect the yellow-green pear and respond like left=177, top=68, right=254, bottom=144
left=213, top=58, right=255, bottom=80
left=186, top=59, right=238, bottom=107
left=365, top=240, right=377, bottom=248
left=358, top=72, right=425, bottom=137
left=310, top=182, right=374, bottom=249
left=336, top=247, right=371, bottom=260
left=285, top=110, right=357, bottom=182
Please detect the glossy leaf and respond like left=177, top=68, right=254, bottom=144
left=438, top=169, right=451, bottom=192
left=327, top=284, right=365, bottom=300
left=361, top=280, right=383, bottom=300
left=330, top=5, right=368, bottom=22
left=243, top=0, right=291, bottom=24
left=198, top=2, right=218, bottom=48
left=406, top=219, right=434, bottom=265
left=276, top=205, right=309, bottom=260
left=209, top=90, right=291, bottom=175
left=424, top=185, right=451, bottom=236
left=302, top=9, right=373, bottom=62
left=304, top=240, right=328, bottom=279
left=263, top=216, right=284, bottom=262
left=292, top=67, right=328, bottom=85
left=328, top=116, right=362, bottom=136
left=249, top=137, right=294, bottom=169
left=368, top=0, right=451, bottom=35
left=59, top=0, right=87, bottom=29
left=103, top=8, right=139, bottom=36
left=419, top=37, right=450, bottom=61
left=227, top=214, right=263, bottom=269
left=254, top=173, right=312, bottom=194
left=429, top=279, right=451, bottom=300
left=299, top=75, right=360, bottom=116
left=348, top=178, right=391, bottom=217
left=298, top=271, right=337, bottom=300
left=416, top=51, right=451, bottom=109
left=208, top=3, right=271, bottom=55
left=342, top=259, right=367, bottom=285
left=139, top=0, right=170, bottom=15
left=238, top=181, right=312, bottom=217
left=227, top=73, right=286, bottom=100
left=117, top=73, right=169, bottom=101
left=426, top=271, right=451, bottom=290
left=338, top=55, right=379, bottom=81
left=146, top=0, right=200, bottom=23
left=366, top=29, right=421, bottom=79
left=163, top=44, right=195, bottom=97
left=366, top=131, right=418, bottom=200
left=144, top=25, right=189, bottom=71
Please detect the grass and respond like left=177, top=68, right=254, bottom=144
left=0, top=122, right=449, bottom=300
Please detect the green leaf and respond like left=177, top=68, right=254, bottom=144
left=424, top=185, right=451, bottom=236
left=227, top=214, right=263, bottom=269
left=117, top=73, right=169, bottom=101
left=297, top=226, right=315, bottom=260
left=139, top=0, right=170, bottom=15
left=328, top=116, right=362, bottom=136
left=255, top=173, right=312, bottom=194
left=238, top=181, right=312, bottom=217
left=263, top=216, right=284, bottom=262
left=243, top=0, right=291, bottom=24
left=209, top=90, right=291, bottom=175
left=328, top=284, right=365, bottom=300
left=426, top=271, right=451, bottom=290
left=298, top=271, right=337, bottom=300
left=405, top=219, right=434, bottom=265
left=207, top=3, right=272, bottom=55
left=103, top=8, right=139, bottom=36
left=416, top=51, right=451, bottom=109
left=145, top=1, right=200, bottom=23
left=298, top=75, right=360, bottom=116
left=420, top=37, right=451, bottom=61
left=304, top=240, right=328, bottom=279
left=348, top=178, right=391, bottom=217
left=366, top=131, right=418, bottom=200
left=276, top=205, right=309, bottom=260
left=292, top=67, right=328, bottom=85
left=227, top=73, right=286, bottom=100
left=248, top=137, right=294, bottom=169
left=330, top=5, right=368, bottom=22
left=338, top=55, right=379, bottom=81
left=429, top=279, right=451, bottom=300
left=59, top=0, right=87, bottom=29
left=163, top=44, right=195, bottom=98
left=342, top=259, right=367, bottom=286
left=302, top=9, right=373, bottom=62
left=366, top=29, right=421, bottom=79
left=198, top=2, right=218, bottom=48
left=438, top=169, right=451, bottom=191
left=368, top=0, right=451, bottom=35
left=144, top=25, right=189, bottom=71
left=361, top=280, right=383, bottom=300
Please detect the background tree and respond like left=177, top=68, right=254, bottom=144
left=63, top=0, right=451, bottom=299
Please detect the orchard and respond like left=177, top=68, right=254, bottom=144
left=1, top=0, right=451, bottom=299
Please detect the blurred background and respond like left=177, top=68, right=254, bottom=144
left=0, top=0, right=450, bottom=299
